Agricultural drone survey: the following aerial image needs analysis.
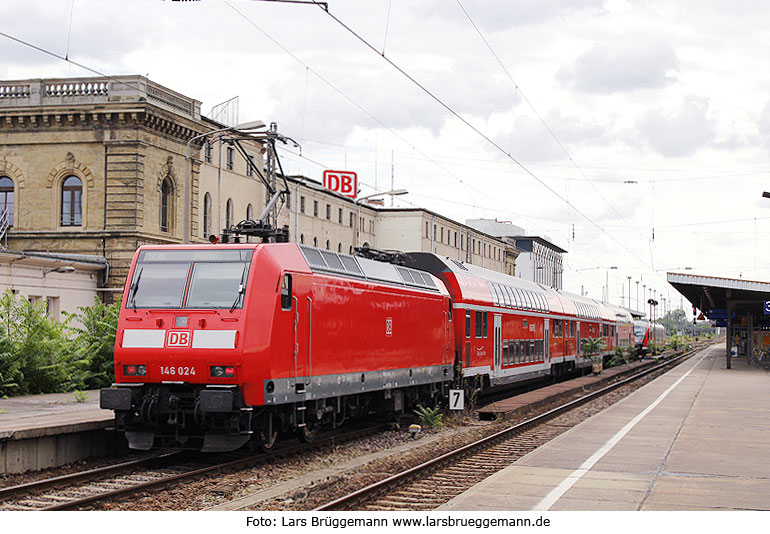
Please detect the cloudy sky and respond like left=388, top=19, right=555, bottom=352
left=3, top=0, right=770, bottom=312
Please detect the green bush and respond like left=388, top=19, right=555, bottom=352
left=0, top=291, right=119, bottom=396
left=65, top=297, right=121, bottom=390
left=414, top=404, right=444, bottom=428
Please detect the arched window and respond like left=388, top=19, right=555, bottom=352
left=160, top=177, right=173, bottom=232
left=61, top=175, right=82, bottom=227
left=325, top=239, right=330, bottom=250
left=313, top=237, right=318, bottom=247
left=203, top=192, right=212, bottom=237
left=246, top=203, right=254, bottom=221
left=337, top=243, right=342, bottom=252
left=0, top=176, right=14, bottom=227
left=226, top=198, right=234, bottom=228
left=300, top=234, right=304, bottom=244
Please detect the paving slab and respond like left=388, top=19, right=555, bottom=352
left=440, top=345, right=770, bottom=511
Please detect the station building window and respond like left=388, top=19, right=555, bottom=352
left=61, top=175, right=82, bottom=227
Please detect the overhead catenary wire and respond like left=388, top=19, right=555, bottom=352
left=0, top=6, right=676, bottom=301
left=307, top=1, right=670, bottom=289
left=455, top=0, right=648, bottom=245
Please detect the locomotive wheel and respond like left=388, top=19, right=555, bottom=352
left=297, top=422, right=317, bottom=443
left=258, top=427, right=279, bottom=452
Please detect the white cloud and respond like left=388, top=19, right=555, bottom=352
left=557, top=37, right=679, bottom=94
left=633, top=96, right=714, bottom=157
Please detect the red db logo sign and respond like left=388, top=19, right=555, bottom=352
left=166, top=330, right=191, bottom=347
left=323, top=170, right=357, bottom=199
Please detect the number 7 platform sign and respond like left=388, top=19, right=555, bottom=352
left=449, top=389, right=464, bottom=410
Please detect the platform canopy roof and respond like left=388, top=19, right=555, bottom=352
left=667, top=272, right=770, bottom=319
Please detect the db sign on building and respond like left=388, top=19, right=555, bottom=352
left=323, top=170, right=357, bottom=199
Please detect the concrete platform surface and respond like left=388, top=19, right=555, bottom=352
left=0, top=389, right=110, bottom=440
left=440, top=344, right=770, bottom=511
left=0, top=389, right=121, bottom=474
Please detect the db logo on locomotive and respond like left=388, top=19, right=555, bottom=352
left=166, top=330, right=191, bottom=347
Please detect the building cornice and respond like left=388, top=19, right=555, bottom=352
left=0, top=103, right=207, bottom=145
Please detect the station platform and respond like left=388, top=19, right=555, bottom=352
left=0, top=390, right=122, bottom=474
left=440, top=344, right=770, bottom=511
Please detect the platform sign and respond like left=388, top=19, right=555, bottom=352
left=449, top=389, right=464, bottom=410
left=323, top=170, right=357, bottom=199
left=764, top=301, right=770, bottom=315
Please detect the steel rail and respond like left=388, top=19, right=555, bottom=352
left=0, top=424, right=384, bottom=511
left=0, top=452, right=182, bottom=501
left=41, top=423, right=386, bottom=511
left=314, top=347, right=699, bottom=511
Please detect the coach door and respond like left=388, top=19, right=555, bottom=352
left=576, top=322, right=582, bottom=360
left=289, top=274, right=312, bottom=390
left=493, top=314, right=502, bottom=371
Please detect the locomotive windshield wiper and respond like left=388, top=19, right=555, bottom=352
left=229, top=264, right=248, bottom=313
left=129, top=267, right=143, bottom=312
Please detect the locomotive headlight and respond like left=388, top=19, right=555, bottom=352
left=123, top=364, right=147, bottom=377
left=210, top=365, right=235, bottom=378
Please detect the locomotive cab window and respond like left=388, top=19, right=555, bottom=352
left=127, top=249, right=253, bottom=310
left=280, top=274, right=293, bottom=310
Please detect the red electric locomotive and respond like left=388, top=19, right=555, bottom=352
left=101, top=242, right=636, bottom=452
left=100, top=243, right=453, bottom=452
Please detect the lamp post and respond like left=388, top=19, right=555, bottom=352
left=355, top=188, right=408, bottom=247
left=627, top=276, right=632, bottom=310
left=605, top=266, right=618, bottom=303
left=635, top=280, right=639, bottom=311
left=184, top=121, right=267, bottom=243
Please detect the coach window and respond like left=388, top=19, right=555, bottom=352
left=483, top=311, right=488, bottom=338
left=448, top=299, right=453, bottom=321
left=475, top=310, right=483, bottom=338
left=280, top=274, right=292, bottom=310
left=503, top=341, right=509, bottom=365
left=553, top=319, right=561, bottom=338
left=491, top=284, right=500, bottom=306
left=465, top=310, right=471, bottom=338
left=501, top=285, right=511, bottom=307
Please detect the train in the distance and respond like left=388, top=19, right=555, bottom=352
left=633, top=319, right=666, bottom=354
left=101, top=243, right=646, bottom=452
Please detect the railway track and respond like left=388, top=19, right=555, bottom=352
left=314, top=349, right=696, bottom=511
left=0, top=424, right=385, bottom=511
